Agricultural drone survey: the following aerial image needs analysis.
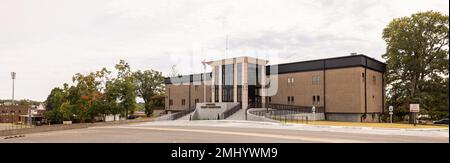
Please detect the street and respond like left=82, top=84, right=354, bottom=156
left=1, top=120, right=448, bottom=143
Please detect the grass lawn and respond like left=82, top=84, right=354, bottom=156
left=285, top=120, right=449, bottom=129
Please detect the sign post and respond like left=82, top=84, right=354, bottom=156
left=409, top=104, right=420, bottom=126
left=388, top=106, right=393, bottom=124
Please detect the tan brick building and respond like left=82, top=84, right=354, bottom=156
left=0, top=106, right=29, bottom=123
left=164, top=55, right=386, bottom=122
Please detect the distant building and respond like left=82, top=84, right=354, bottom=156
left=0, top=104, right=46, bottom=124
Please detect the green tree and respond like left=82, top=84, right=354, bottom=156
left=59, top=101, right=73, bottom=121
left=44, top=87, right=67, bottom=123
left=134, top=70, right=165, bottom=116
left=104, top=79, right=121, bottom=121
left=382, top=11, right=449, bottom=121
left=115, top=60, right=137, bottom=119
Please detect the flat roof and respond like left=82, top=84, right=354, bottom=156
left=165, top=54, right=386, bottom=84
left=267, top=54, right=386, bottom=75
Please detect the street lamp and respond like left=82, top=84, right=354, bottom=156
left=11, top=72, right=16, bottom=106
left=11, top=72, right=16, bottom=126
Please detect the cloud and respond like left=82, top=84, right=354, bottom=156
left=0, top=0, right=448, bottom=101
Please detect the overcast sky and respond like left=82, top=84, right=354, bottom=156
left=0, top=0, right=448, bottom=101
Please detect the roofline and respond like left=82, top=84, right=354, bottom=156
left=270, top=54, right=386, bottom=67
left=164, top=54, right=386, bottom=84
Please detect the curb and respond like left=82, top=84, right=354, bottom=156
left=3, top=135, right=25, bottom=139
left=303, top=124, right=448, bottom=131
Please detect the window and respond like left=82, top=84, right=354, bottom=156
left=312, top=76, right=320, bottom=85
left=237, top=63, right=242, bottom=86
left=195, top=98, right=199, bottom=104
left=287, top=77, right=295, bottom=87
left=214, top=66, right=220, bottom=85
left=169, top=99, right=173, bottom=106
left=268, top=97, right=272, bottom=103
left=288, top=96, right=294, bottom=104
left=313, top=95, right=320, bottom=104
left=181, top=99, right=186, bottom=105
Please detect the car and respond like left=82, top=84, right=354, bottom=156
left=433, top=118, right=449, bottom=124
left=127, top=115, right=137, bottom=119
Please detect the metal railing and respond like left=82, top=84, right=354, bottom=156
left=221, top=103, right=242, bottom=119
left=257, top=103, right=324, bottom=113
left=167, top=107, right=196, bottom=120
left=248, top=109, right=310, bottom=124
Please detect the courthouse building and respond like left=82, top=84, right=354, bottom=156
left=164, top=54, right=386, bottom=122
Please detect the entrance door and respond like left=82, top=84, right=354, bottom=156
left=248, top=85, right=261, bottom=108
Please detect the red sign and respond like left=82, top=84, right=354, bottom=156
left=410, top=104, right=420, bottom=113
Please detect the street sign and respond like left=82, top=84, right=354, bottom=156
left=410, top=104, right=420, bottom=113
left=388, top=106, right=393, bottom=112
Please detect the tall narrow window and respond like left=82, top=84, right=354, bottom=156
left=287, top=77, right=295, bottom=87
left=181, top=99, right=186, bottom=105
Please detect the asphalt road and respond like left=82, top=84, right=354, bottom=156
left=1, top=121, right=448, bottom=143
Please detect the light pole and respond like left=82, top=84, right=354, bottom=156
left=11, top=72, right=16, bottom=126
left=11, top=72, right=15, bottom=105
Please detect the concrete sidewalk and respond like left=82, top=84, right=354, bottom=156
left=134, top=120, right=449, bottom=138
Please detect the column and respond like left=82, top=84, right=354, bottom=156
left=218, top=64, right=223, bottom=103
left=211, top=66, right=215, bottom=103
left=260, top=64, right=266, bottom=107
left=233, top=61, right=238, bottom=102
left=242, top=59, right=248, bottom=110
